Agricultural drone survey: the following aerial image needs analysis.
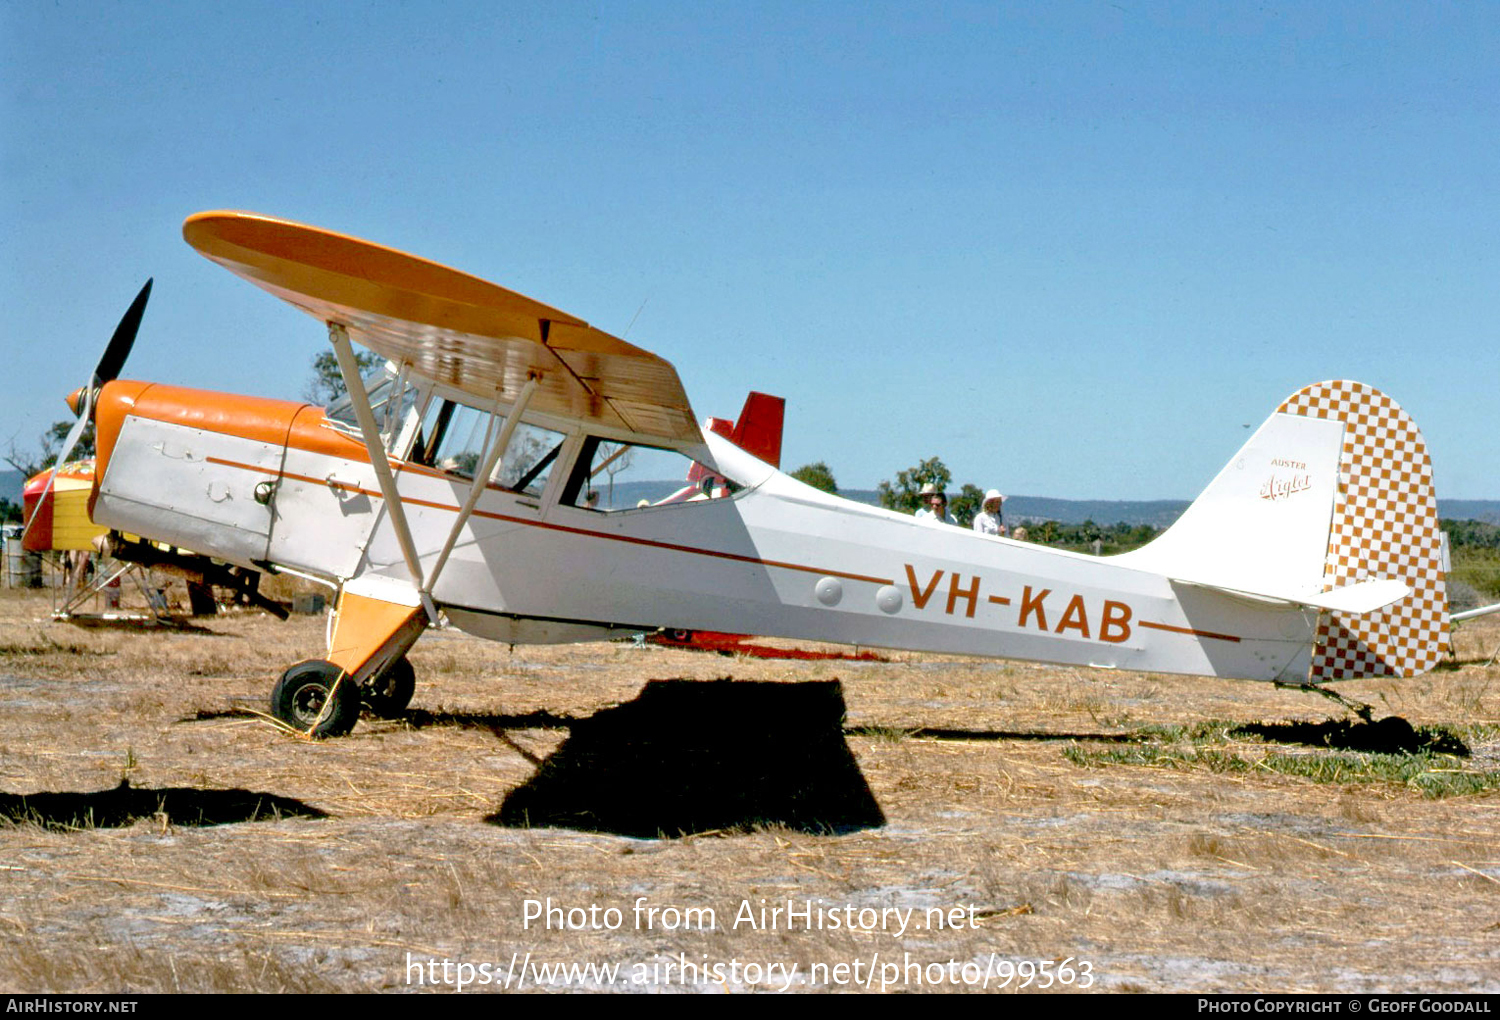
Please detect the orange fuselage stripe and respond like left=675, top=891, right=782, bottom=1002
left=1138, top=620, right=1242, bottom=643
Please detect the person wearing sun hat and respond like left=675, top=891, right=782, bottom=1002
left=914, top=482, right=957, bottom=525
left=972, top=489, right=1007, bottom=537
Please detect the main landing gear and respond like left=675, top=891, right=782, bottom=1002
left=268, top=586, right=429, bottom=737
left=269, top=655, right=418, bottom=737
left=271, top=660, right=360, bottom=737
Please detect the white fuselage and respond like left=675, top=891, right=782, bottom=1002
left=91, top=380, right=1320, bottom=684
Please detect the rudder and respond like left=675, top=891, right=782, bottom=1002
left=1278, top=381, right=1448, bottom=680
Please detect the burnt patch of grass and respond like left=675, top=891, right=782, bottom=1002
left=0, top=631, right=114, bottom=657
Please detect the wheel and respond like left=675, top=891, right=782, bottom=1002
left=361, top=656, right=416, bottom=718
left=270, top=659, right=360, bottom=737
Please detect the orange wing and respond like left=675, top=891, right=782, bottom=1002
left=183, top=211, right=698, bottom=444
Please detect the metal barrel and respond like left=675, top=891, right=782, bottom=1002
left=4, top=534, right=41, bottom=588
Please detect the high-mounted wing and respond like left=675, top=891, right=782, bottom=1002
left=183, top=211, right=699, bottom=444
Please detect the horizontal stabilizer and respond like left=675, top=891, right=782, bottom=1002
left=1173, top=573, right=1410, bottom=615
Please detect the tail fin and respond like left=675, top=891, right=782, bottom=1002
left=729, top=391, right=785, bottom=468
left=1120, top=380, right=1447, bottom=680
left=694, top=392, right=786, bottom=491
left=1282, top=381, right=1448, bottom=679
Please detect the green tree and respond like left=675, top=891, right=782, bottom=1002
left=306, top=349, right=382, bottom=406
left=878, top=456, right=951, bottom=514
left=950, top=483, right=985, bottom=527
left=790, top=461, right=838, bottom=494
left=1024, top=520, right=1162, bottom=555
left=1442, top=519, right=1500, bottom=550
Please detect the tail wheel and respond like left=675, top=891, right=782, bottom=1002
left=361, top=656, right=416, bottom=718
left=271, top=659, right=360, bottom=737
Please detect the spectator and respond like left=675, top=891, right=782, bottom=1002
left=915, top=483, right=957, bottom=526
left=972, top=489, right=1007, bottom=537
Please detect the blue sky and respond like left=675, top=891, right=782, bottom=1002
left=3, top=1, right=1496, bottom=499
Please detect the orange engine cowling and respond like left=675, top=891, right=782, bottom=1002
left=88, top=380, right=316, bottom=570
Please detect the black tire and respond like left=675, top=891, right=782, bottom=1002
left=361, top=656, right=416, bottom=718
left=270, top=659, right=360, bottom=737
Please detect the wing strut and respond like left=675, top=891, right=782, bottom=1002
left=328, top=322, right=427, bottom=595
left=423, top=374, right=541, bottom=596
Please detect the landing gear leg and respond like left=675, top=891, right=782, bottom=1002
left=361, top=656, right=417, bottom=718
left=269, top=587, right=428, bottom=737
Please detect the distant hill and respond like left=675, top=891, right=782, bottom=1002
left=590, top=479, right=697, bottom=510
left=839, top=489, right=1500, bottom=528
left=1441, top=501, right=1500, bottom=525
left=999, top=497, right=1192, bottom=529
left=838, top=490, right=1188, bottom=526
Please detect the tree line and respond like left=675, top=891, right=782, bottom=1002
left=783, top=453, right=1163, bottom=552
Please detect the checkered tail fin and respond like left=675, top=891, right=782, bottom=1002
left=1278, top=381, right=1448, bottom=681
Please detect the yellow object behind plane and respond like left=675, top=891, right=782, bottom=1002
left=23, top=461, right=108, bottom=551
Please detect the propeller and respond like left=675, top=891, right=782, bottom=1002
left=22, top=279, right=153, bottom=546
left=95, top=278, right=152, bottom=388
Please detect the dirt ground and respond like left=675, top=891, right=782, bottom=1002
left=0, top=584, right=1496, bottom=994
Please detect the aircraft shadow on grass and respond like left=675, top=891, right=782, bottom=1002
left=0, top=781, right=328, bottom=831
left=872, top=716, right=1466, bottom=756
left=64, top=616, right=222, bottom=635
left=468, top=679, right=886, bottom=838
left=1232, top=717, right=1467, bottom=755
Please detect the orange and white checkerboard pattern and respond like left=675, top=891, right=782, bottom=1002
left=1278, top=381, right=1447, bottom=680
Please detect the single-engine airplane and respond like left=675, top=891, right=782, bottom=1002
left=44, top=211, right=1448, bottom=735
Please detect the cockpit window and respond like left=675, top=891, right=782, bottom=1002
left=413, top=396, right=565, bottom=496
left=564, top=437, right=742, bottom=511
left=420, top=400, right=492, bottom=478
left=495, top=422, right=566, bottom=496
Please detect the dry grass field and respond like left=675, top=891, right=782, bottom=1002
left=1, top=583, right=1497, bottom=994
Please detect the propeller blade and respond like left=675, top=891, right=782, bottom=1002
left=20, top=388, right=94, bottom=547
left=24, top=279, right=153, bottom=546
left=94, top=278, right=152, bottom=385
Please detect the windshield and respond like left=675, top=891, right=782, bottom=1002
left=326, top=364, right=418, bottom=441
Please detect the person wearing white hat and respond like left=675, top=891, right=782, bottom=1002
left=914, top=482, right=957, bottom=525
left=972, top=489, right=1007, bottom=537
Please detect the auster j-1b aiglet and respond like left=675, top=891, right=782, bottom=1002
left=40, top=211, right=1450, bottom=735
